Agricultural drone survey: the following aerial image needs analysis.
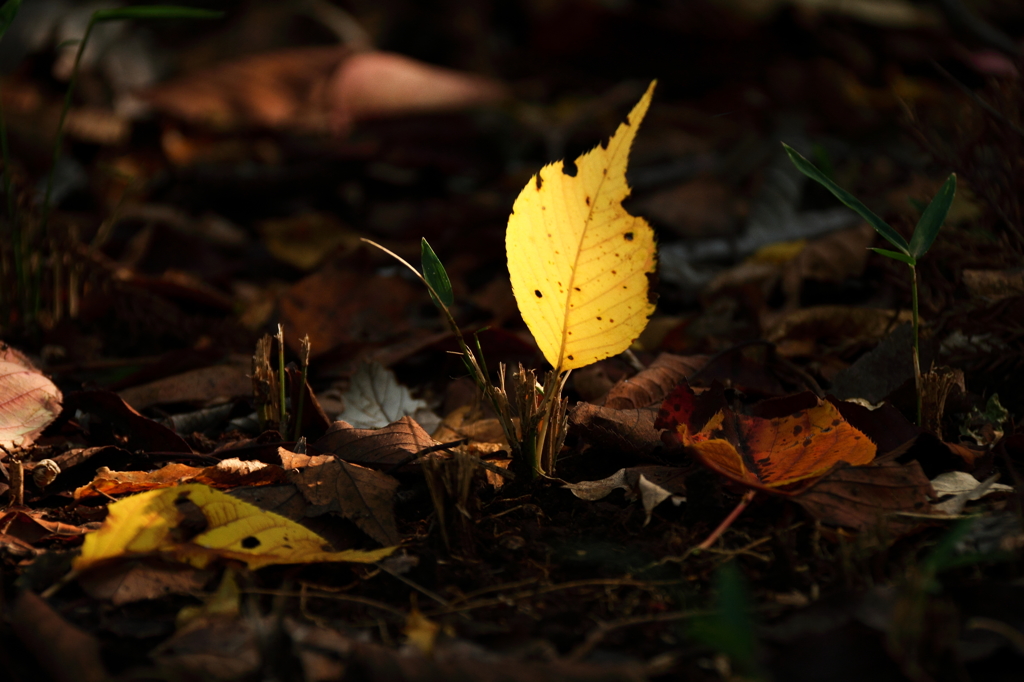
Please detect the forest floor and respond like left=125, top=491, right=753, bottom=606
left=2, top=1, right=1024, bottom=680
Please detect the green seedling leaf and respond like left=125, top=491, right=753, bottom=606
left=871, top=247, right=916, bottom=266
left=421, top=238, right=454, bottom=308
left=0, top=0, right=21, bottom=38
left=909, top=173, right=956, bottom=259
left=93, top=6, right=224, bottom=22
left=783, top=142, right=910, bottom=255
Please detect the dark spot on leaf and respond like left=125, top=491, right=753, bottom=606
left=574, top=287, right=581, bottom=291
left=610, top=319, right=614, bottom=323
left=171, top=493, right=208, bottom=543
left=793, top=425, right=803, bottom=435
left=568, top=355, right=574, bottom=361
left=803, top=438, right=812, bottom=446
left=624, top=232, right=634, bottom=241
left=597, top=316, right=602, bottom=320
left=611, top=270, right=617, bottom=275
left=602, top=168, right=607, bottom=175
left=535, top=290, right=542, bottom=298
left=241, top=536, right=260, bottom=549
left=536, top=174, right=543, bottom=190
left=832, top=419, right=841, bottom=426
left=585, top=196, right=590, bottom=205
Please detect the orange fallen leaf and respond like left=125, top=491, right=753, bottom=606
left=659, top=382, right=876, bottom=492
left=74, top=459, right=287, bottom=500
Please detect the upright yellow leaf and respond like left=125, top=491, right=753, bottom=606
left=507, top=81, right=657, bottom=372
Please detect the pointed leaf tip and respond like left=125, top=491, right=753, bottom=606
left=420, top=238, right=454, bottom=308
left=909, top=173, right=956, bottom=259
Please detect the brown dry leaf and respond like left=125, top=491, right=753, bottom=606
left=117, top=363, right=252, bottom=411
left=279, top=267, right=418, bottom=357
left=793, top=460, right=936, bottom=531
left=141, top=47, right=506, bottom=136
left=313, top=416, right=435, bottom=468
left=280, top=448, right=401, bottom=546
left=0, top=509, right=87, bottom=544
left=141, top=46, right=349, bottom=132
left=565, top=465, right=687, bottom=525
left=78, top=560, right=213, bottom=607
left=329, top=51, right=507, bottom=132
left=568, top=403, right=662, bottom=459
left=0, top=345, right=62, bottom=449
left=74, top=458, right=287, bottom=500
left=64, top=390, right=193, bottom=454
left=603, top=353, right=708, bottom=409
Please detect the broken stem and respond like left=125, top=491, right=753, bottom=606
left=276, top=324, right=288, bottom=432
left=698, top=490, right=757, bottom=550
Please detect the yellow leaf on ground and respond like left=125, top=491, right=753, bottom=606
left=506, top=81, right=658, bottom=371
left=74, top=484, right=395, bottom=572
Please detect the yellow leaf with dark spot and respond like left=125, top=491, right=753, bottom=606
left=74, top=483, right=395, bottom=571
left=506, top=81, right=657, bottom=371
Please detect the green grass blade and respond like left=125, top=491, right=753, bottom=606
left=871, top=247, right=916, bottom=266
left=421, top=238, right=454, bottom=308
left=0, top=0, right=22, bottom=36
left=93, top=6, right=224, bottom=22
left=783, top=142, right=910, bottom=255
left=909, top=174, right=956, bottom=259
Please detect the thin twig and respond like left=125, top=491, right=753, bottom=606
left=698, top=490, right=757, bottom=549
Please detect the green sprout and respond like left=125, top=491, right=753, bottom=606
left=783, top=143, right=956, bottom=427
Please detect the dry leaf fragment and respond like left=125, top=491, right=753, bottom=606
left=602, top=352, right=707, bottom=409
left=568, top=403, right=662, bottom=458
left=0, top=348, right=62, bottom=449
left=793, top=460, right=936, bottom=532
left=117, top=363, right=252, bottom=411
left=313, top=416, right=435, bottom=468
left=74, top=483, right=394, bottom=572
left=337, top=361, right=430, bottom=429
left=565, top=465, right=686, bottom=525
left=330, top=51, right=507, bottom=132
left=280, top=448, right=401, bottom=546
left=64, top=390, right=193, bottom=454
left=931, top=472, right=1013, bottom=515
left=74, top=459, right=287, bottom=499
